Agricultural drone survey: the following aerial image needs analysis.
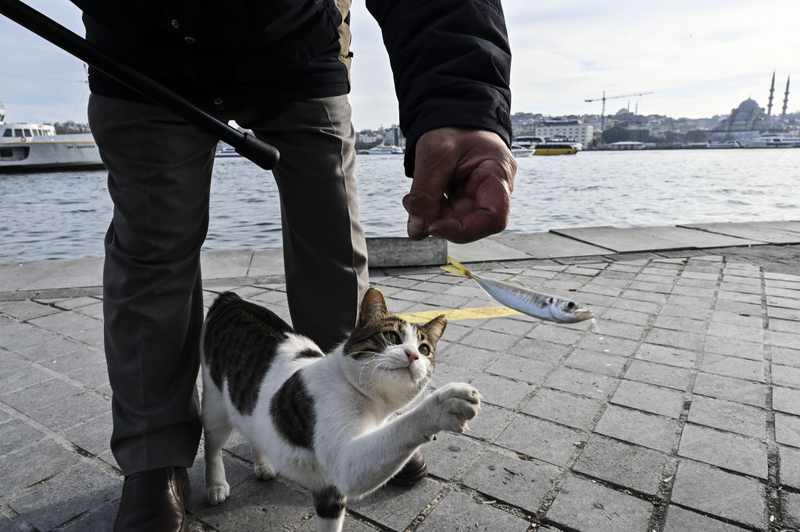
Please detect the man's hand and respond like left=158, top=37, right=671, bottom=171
left=403, top=127, right=516, bottom=244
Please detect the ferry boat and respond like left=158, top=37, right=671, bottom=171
left=511, top=144, right=533, bottom=158
left=0, top=104, right=103, bottom=172
left=534, top=141, right=579, bottom=156
left=742, top=133, right=800, bottom=149
left=359, top=144, right=404, bottom=155
left=707, top=140, right=743, bottom=149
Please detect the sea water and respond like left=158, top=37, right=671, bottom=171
left=1, top=148, right=798, bottom=262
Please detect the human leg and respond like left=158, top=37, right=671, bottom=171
left=239, top=95, right=368, bottom=352
left=89, top=94, right=218, bottom=475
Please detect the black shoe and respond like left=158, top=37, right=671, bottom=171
left=389, top=450, right=427, bottom=487
left=114, top=466, right=190, bottom=532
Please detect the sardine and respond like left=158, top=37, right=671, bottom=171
left=441, top=256, right=594, bottom=324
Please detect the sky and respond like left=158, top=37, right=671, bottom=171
left=1, top=0, right=798, bottom=131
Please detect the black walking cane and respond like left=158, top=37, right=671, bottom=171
left=0, top=0, right=280, bottom=170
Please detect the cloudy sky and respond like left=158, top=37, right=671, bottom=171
left=1, top=0, right=798, bottom=130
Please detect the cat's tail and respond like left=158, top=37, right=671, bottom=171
left=441, top=256, right=476, bottom=279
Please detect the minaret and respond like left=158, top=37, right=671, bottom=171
left=767, top=71, right=775, bottom=119
left=782, top=75, right=790, bottom=119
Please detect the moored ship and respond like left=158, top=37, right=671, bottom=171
left=0, top=104, right=103, bottom=172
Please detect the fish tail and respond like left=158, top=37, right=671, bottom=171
left=441, top=256, right=474, bottom=278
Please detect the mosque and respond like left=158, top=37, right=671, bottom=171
left=711, top=72, right=790, bottom=142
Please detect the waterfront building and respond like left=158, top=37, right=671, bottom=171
left=710, top=98, right=768, bottom=143
left=533, top=120, right=593, bottom=148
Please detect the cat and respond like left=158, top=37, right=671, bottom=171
left=200, top=287, right=481, bottom=532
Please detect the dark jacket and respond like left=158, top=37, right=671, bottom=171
left=72, top=0, right=512, bottom=174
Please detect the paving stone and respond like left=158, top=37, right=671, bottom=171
left=25, top=390, right=110, bottom=432
left=704, top=336, right=764, bottom=360
left=625, top=359, right=693, bottom=390
left=572, top=434, right=670, bottom=496
left=563, top=349, right=627, bottom=377
left=652, top=315, right=707, bottom=334
left=633, top=343, right=696, bottom=369
left=460, top=328, right=519, bottom=353
left=195, top=477, right=311, bottom=532
left=711, top=310, right=764, bottom=329
left=780, top=445, right=800, bottom=489
left=646, top=327, right=706, bottom=352
left=8, top=462, right=119, bottom=531
left=415, top=490, right=529, bottom=532
left=0, top=418, right=45, bottom=456
left=1, top=377, right=84, bottom=412
left=671, top=460, right=766, bottom=530
left=468, top=373, right=534, bottom=409
left=693, top=372, right=767, bottom=408
left=544, top=367, right=619, bottom=400
left=577, top=334, right=639, bottom=358
left=0, top=365, right=54, bottom=394
left=601, top=308, right=651, bottom=326
left=352, top=478, right=443, bottom=531
left=495, top=414, right=583, bottom=466
left=774, top=364, right=800, bottom=389
left=545, top=474, right=653, bottom=532
left=425, top=432, right=482, bottom=481
left=522, top=388, right=603, bottom=430
left=773, top=346, right=800, bottom=368
left=687, top=395, right=767, bottom=439
left=0, top=438, right=81, bottom=497
left=462, top=449, right=560, bottom=513
left=702, top=353, right=765, bottom=382
left=63, top=411, right=112, bottom=456
left=466, top=403, right=512, bottom=443
left=433, top=361, right=481, bottom=384
left=663, top=504, right=752, bottom=532
left=783, top=491, right=800, bottom=528
left=485, top=355, right=553, bottom=385
left=776, top=413, right=800, bottom=448
left=526, top=323, right=584, bottom=346
left=594, top=405, right=679, bottom=453
left=770, top=318, right=800, bottom=334
left=678, top=424, right=767, bottom=479
left=774, top=386, right=800, bottom=416
left=14, top=335, right=89, bottom=363
left=438, top=344, right=502, bottom=372
left=509, top=338, right=572, bottom=364
left=592, top=320, right=645, bottom=341
left=611, top=379, right=685, bottom=418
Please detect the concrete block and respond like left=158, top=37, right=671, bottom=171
left=522, top=388, right=603, bottom=430
left=462, top=449, right=560, bottom=513
left=594, top=405, right=680, bottom=453
left=545, top=474, right=653, bottom=532
left=495, top=414, right=583, bottom=466
left=367, top=237, right=446, bottom=268
left=611, top=379, right=684, bottom=418
left=352, top=478, right=442, bottom=531
left=687, top=396, right=767, bottom=439
left=678, top=424, right=767, bottom=479
left=664, top=505, right=751, bottom=532
left=693, top=373, right=767, bottom=408
left=671, top=460, right=765, bottom=530
left=415, top=490, right=529, bottom=532
left=572, top=434, right=671, bottom=496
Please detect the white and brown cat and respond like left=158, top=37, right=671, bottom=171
left=200, top=288, right=481, bottom=532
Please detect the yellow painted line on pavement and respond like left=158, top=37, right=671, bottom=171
left=397, top=306, right=522, bottom=323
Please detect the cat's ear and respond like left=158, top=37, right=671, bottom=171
left=359, top=288, right=389, bottom=325
left=421, top=315, right=447, bottom=345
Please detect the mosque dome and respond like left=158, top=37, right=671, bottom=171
left=713, top=98, right=766, bottom=132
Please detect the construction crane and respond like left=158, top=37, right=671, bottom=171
left=585, top=91, right=654, bottom=132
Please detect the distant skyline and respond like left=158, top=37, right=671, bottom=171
left=1, top=1, right=798, bottom=130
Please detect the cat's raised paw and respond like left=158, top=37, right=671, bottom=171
left=429, top=382, right=481, bottom=434
left=206, top=482, right=230, bottom=505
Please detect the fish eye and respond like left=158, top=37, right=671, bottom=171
left=383, top=331, right=402, bottom=345
left=419, top=345, right=430, bottom=356
left=566, top=301, right=576, bottom=310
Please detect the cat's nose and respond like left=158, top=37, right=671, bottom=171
left=406, top=349, right=419, bottom=363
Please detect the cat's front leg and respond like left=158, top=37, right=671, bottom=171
left=419, top=382, right=481, bottom=436
left=252, top=445, right=277, bottom=481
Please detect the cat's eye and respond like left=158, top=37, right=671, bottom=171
left=383, top=331, right=402, bottom=345
left=419, top=345, right=430, bottom=356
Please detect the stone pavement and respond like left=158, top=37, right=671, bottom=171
left=1, top=221, right=800, bottom=532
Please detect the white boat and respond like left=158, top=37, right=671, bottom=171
left=0, top=104, right=103, bottom=172
left=742, top=133, right=800, bottom=149
left=511, top=144, right=533, bottom=157
left=707, top=140, right=743, bottom=149
left=513, top=136, right=545, bottom=149
left=359, top=144, right=404, bottom=155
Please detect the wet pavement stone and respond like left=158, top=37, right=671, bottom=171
left=2, top=237, right=800, bottom=530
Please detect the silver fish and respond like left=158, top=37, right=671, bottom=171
left=441, top=256, right=593, bottom=324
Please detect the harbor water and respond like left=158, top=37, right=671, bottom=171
left=1, top=149, right=799, bottom=263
